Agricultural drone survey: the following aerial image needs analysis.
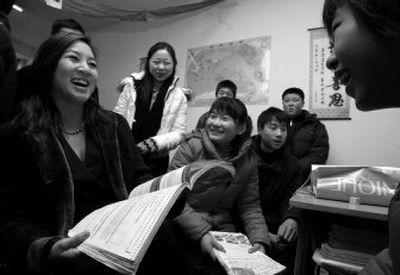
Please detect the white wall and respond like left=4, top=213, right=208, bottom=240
left=11, top=0, right=400, bottom=167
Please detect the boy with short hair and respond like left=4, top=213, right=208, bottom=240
left=282, top=87, right=329, bottom=181
left=252, top=107, right=303, bottom=272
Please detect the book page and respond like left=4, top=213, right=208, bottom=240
left=69, top=185, right=183, bottom=272
left=67, top=161, right=236, bottom=274
left=210, top=231, right=286, bottom=275
left=130, top=166, right=186, bottom=197
left=129, top=160, right=235, bottom=198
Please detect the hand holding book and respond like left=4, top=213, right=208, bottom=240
left=209, top=231, right=286, bottom=275
left=68, top=160, right=235, bottom=274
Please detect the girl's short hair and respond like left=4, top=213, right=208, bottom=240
left=215, top=80, right=237, bottom=98
left=323, top=0, right=400, bottom=38
left=257, top=107, right=289, bottom=131
left=209, top=97, right=248, bottom=126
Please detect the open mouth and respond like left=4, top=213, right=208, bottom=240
left=71, top=78, right=89, bottom=88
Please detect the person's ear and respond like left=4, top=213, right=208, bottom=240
left=237, top=123, right=246, bottom=135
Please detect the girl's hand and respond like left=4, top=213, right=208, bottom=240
left=248, top=242, right=265, bottom=254
left=200, top=233, right=226, bottom=260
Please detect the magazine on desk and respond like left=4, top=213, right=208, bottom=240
left=310, top=165, right=400, bottom=206
left=210, top=231, right=286, bottom=275
left=68, top=160, right=235, bottom=274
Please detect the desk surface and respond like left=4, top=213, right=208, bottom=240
left=290, top=187, right=388, bottom=221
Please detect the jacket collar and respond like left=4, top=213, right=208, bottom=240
left=120, top=71, right=180, bottom=100
left=200, top=129, right=252, bottom=164
left=251, top=135, right=286, bottom=173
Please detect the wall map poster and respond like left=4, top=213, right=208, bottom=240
left=309, top=28, right=350, bottom=119
left=185, top=36, right=271, bottom=107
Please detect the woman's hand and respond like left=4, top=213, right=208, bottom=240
left=200, top=233, right=226, bottom=260
left=137, top=138, right=157, bottom=155
left=136, top=141, right=149, bottom=154
left=48, top=231, right=90, bottom=271
left=248, top=242, right=265, bottom=254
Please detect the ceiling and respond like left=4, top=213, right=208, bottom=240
left=13, top=0, right=223, bottom=31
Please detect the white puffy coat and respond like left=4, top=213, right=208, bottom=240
left=114, top=71, right=187, bottom=153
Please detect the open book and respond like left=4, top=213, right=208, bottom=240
left=210, top=231, right=286, bottom=275
left=68, top=160, right=235, bottom=274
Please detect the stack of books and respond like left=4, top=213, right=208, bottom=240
left=319, top=224, right=387, bottom=268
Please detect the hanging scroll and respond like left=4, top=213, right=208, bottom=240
left=309, top=28, right=350, bottom=120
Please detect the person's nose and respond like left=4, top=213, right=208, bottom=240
left=326, top=52, right=339, bottom=71
left=275, top=128, right=282, bottom=137
left=211, top=117, right=222, bottom=127
left=77, top=62, right=90, bottom=73
left=157, top=63, right=166, bottom=71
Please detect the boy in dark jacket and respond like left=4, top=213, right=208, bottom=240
left=252, top=107, right=303, bottom=273
left=282, top=87, right=329, bottom=181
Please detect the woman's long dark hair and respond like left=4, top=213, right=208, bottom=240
left=135, top=41, right=177, bottom=106
left=16, top=32, right=99, bottom=143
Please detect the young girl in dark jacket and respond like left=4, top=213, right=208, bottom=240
left=169, top=97, right=270, bottom=275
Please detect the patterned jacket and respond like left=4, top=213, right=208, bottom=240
left=169, top=130, right=270, bottom=246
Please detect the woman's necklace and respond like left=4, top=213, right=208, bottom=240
left=61, top=123, right=85, bottom=135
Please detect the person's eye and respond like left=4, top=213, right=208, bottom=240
left=88, top=60, right=97, bottom=69
left=67, top=55, right=79, bottom=62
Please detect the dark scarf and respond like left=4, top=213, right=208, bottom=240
left=132, top=78, right=171, bottom=143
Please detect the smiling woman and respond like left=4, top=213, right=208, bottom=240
left=0, top=32, right=186, bottom=275
left=52, top=41, right=97, bottom=112
left=114, top=41, right=187, bottom=177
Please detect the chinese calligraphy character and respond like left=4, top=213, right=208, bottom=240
left=329, top=92, right=344, bottom=107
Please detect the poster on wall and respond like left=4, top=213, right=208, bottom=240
left=309, top=27, right=350, bottom=120
left=185, top=35, right=271, bottom=107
